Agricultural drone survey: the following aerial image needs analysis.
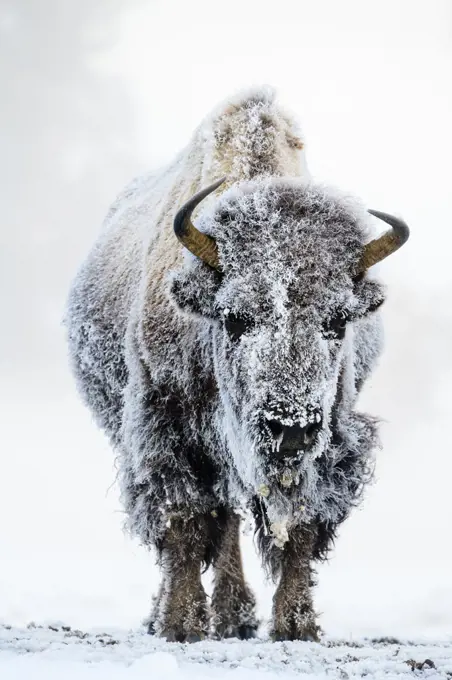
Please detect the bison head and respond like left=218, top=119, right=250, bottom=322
left=170, top=178, right=408, bottom=527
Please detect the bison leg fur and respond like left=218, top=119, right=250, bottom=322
left=211, top=511, right=258, bottom=639
left=152, top=514, right=210, bottom=642
left=271, top=523, right=320, bottom=642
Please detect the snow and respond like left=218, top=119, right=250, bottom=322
left=1, top=624, right=452, bottom=679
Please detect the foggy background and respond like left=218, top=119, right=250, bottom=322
left=1, top=0, right=451, bottom=637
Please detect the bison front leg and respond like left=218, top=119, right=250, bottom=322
left=212, top=511, right=258, bottom=639
left=154, top=514, right=210, bottom=642
left=271, top=523, right=320, bottom=642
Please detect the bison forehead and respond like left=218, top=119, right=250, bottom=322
left=215, top=269, right=356, bottom=324
left=203, top=178, right=369, bottom=279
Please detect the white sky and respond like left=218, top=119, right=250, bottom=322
left=0, top=0, right=451, bottom=637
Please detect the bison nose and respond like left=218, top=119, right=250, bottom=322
left=266, top=415, right=322, bottom=458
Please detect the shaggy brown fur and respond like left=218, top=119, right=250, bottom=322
left=271, top=524, right=320, bottom=642
left=155, top=515, right=211, bottom=642
left=212, top=512, right=258, bottom=639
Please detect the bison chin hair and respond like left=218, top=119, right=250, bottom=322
left=216, top=385, right=335, bottom=505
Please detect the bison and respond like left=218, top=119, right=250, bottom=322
left=66, top=88, right=409, bottom=642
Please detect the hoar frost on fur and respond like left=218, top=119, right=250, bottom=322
left=65, top=86, right=384, bottom=568
left=269, top=520, right=290, bottom=548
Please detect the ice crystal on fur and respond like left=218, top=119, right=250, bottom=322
left=66, top=87, right=387, bottom=633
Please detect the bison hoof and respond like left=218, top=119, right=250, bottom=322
left=216, top=624, right=258, bottom=640
left=147, top=621, right=205, bottom=643
left=160, top=629, right=204, bottom=643
left=271, top=623, right=320, bottom=643
left=236, top=624, right=258, bottom=640
left=272, top=631, right=319, bottom=642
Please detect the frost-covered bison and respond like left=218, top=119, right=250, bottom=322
left=66, top=89, right=409, bottom=642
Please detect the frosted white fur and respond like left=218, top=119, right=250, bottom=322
left=66, top=87, right=384, bottom=549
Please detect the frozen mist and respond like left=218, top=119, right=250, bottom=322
left=1, top=0, right=452, bottom=677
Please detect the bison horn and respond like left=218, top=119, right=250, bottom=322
left=357, top=210, right=410, bottom=272
left=173, top=177, right=226, bottom=271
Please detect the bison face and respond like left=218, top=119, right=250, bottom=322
left=170, top=179, right=386, bottom=517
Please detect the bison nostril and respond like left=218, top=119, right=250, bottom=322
left=264, top=413, right=323, bottom=456
left=267, top=419, right=284, bottom=439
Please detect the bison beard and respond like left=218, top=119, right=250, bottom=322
left=65, top=87, right=407, bottom=641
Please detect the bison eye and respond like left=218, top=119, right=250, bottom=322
left=224, top=312, right=253, bottom=340
left=323, top=311, right=349, bottom=340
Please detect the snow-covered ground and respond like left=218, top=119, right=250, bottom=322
left=2, top=624, right=452, bottom=679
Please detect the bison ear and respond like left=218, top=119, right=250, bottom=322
left=168, top=264, right=222, bottom=319
left=353, top=277, right=386, bottom=318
